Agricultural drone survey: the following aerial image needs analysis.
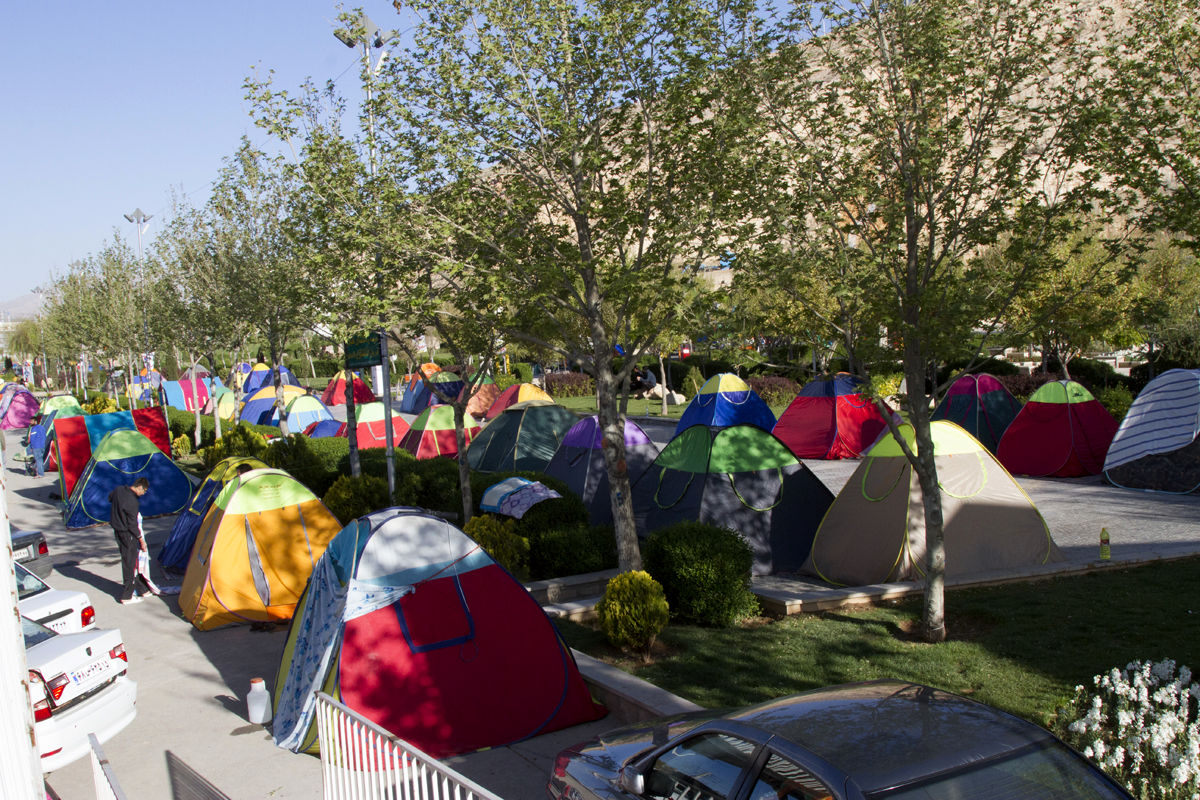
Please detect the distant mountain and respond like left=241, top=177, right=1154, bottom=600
left=0, top=293, right=45, bottom=322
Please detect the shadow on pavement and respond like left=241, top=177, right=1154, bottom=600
left=166, top=750, right=234, bottom=800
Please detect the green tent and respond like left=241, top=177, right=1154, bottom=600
left=466, top=400, right=579, bottom=473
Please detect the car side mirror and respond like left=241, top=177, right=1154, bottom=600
left=618, top=765, right=645, bottom=795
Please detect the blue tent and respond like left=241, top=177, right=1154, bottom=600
left=303, top=419, right=344, bottom=438
left=239, top=385, right=307, bottom=426
left=675, top=373, right=776, bottom=436
left=64, top=429, right=192, bottom=529
left=399, top=371, right=465, bottom=413
left=158, top=456, right=267, bottom=571
left=243, top=363, right=300, bottom=395
left=274, top=394, right=334, bottom=432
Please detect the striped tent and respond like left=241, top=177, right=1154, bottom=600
left=239, top=385, right=307, bottom=426
left=345, top=401, right=410, bottom=447
left=1104, top=369, right=1200, bottom=493
left=320, top=370, right=375, bottom=406
left=278, top=394, right=334, bottom=432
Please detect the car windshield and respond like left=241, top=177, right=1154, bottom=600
left=14, top=563, right=48, bottom=600
left=21, top=616, right=57, bottom=648
left=870, top=742, right=1128, bottom=799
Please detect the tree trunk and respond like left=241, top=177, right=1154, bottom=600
left=345, top=365, right=361, bottom=478
left=596, top=354, right=641, bottom=573
left=271, top=343, right=290, bottom=438
left=454, top=402, right=474, bottom=524
left=206, top=352, right=224, bottom=441
left=189, top=350, right=203, bottom=448
left=658, top=351, right=668, bottom=416
left=126, top=351, right=138, bottom=410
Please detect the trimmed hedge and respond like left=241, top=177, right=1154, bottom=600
left=643, top=521, right=760, bottom=627
left=746, top=375, right=799, bottom=406
left=322, top=474, right=391, bottom=526
left=543, top=371, right=593, bottom=398
left=528, top=523, right=617, bottom=580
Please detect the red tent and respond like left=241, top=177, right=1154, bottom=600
left=997, top=380, right=1118, bottom=477
left=773, top=373, right=893, bottom=459
left=399, top=405, right=480, bottom=459
left=320, top=370, right=376, bottom=406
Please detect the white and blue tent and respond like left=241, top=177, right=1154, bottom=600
left=1104, top=369, right=1200, bottom=493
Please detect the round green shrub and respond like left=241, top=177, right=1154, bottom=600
left=200, top=423, right=268, bottom=469
left=265, top=434, right=339, bottom=497
left=643, top=522, right=760, bottom=627
left=322, top=474, right=390, bottom=526
left=595, top=570, right=669, bottom=654
left=172, top=434, right=192, bottom=456
left=681, top=365, right=706, bottom=397
left=528, top=524, right=618, bottom=580
left=84, top=394, right=119, bottom=415
left=464, top=514, right=530, bottom=580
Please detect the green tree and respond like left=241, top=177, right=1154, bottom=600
left=383, top=0, right=752, bottom=570
left=209, top=140, right=314, bottom=436
left=740, top=0, right=1093, bottom=640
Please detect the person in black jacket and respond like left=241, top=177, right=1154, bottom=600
left=110, top=478, right=153, bottom=604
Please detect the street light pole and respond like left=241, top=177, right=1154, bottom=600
left=31, top=287, right=49, bottom=389
left=124, top=208, right=153, bottom=408
left=335, top=13, right=397, bottom=495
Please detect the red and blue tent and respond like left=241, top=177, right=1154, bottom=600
left=53, top=407, right=172, bottom=498
left=997, top=380, right=1119, bottom=477
left=931, top=373, right=1021, bottom=453
left=674, top=374, right=776, bottom=436
left=772, top=373, right=893, bottom=459
left=271, top=507, right=605, bottom=758
left=399, top=371, right=465, bottom=414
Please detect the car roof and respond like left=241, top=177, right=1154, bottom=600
left=726, top=680, right=1056, bottom=792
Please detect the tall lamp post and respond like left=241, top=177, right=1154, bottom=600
left=30, top=286, right=49, bottom=389
left=124, top=208, right=154, bottom=407
left=335, top=13, right=398, bottom=495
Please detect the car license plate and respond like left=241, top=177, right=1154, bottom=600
left=15, top=546, right=33, bottom=561
left=69, top=657, right=111, bottom=686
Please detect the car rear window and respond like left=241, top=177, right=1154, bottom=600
left=21, top=617, right=56, bottom=648
left=15, top=565, right=48, bottom=599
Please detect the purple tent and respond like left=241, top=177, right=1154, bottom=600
left=544, top=416, right=660, bottom=525
left=0, top=385, right=40, bottom=430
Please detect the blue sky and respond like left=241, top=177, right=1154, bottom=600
left=0, top=2, right=402, bottom=301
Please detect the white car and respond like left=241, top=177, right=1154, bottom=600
left=15, top=562, right=95, bottom=633
left=23, top=616, right=138, bottom=772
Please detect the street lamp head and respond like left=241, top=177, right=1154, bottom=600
left=334, top=28, right=358, bottom=48
left=124, top=208, right=152, bottom=224
left=335, top=12, right=389, bottom=49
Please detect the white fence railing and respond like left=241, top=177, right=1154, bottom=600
left=314, top=693, right=505, bottom=800
left=89, top=733, right=128, bottom=800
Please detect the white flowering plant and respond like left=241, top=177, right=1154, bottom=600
left=1056, top=659, right=1200, bottom=800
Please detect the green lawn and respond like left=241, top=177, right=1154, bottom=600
left=556, top=557, right=1200, bottom=726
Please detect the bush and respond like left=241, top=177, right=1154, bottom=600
left=411, top=457, right=463, bottom=511
left=1097, top=384, right=1135, bottom=424
left=200, top=423, right=268, bottom=469
left=595, top=570, right=669, bottom=654
left=528, top=524, right=618, bottom=580
left=172, top=434, right=192, bottom=456
left=746, top=375, right=799, bottom=407
left=322, top=474, right=390, bottom=526
left=1066, top=357, right=1129, bottom=390
left=493, top=371, right=518, bottom=391
left=84, top=394, right=119, bottom=415
left=464, top=514, right=529, bottom=580
left=681, top=365, right=706, bottom=397
left=1056, top=659, right=1200, bottom=799
left=643, top=522, right=760, bottom=627
left=544, top=371, right=594, bottom=398
left=512, top=362, right=534, bottom=383
left=265, top=435, right=343, bottom=497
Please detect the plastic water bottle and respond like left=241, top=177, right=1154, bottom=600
left=247, top=677, right=272, bottom=724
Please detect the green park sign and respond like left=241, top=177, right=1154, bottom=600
left=345, top=332, right=383, bottom=369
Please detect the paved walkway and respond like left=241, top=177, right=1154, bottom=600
left=12, top=418, right=1200, bottom=799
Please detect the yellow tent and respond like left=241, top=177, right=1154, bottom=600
left=179, top=468, right=342, bottom=630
